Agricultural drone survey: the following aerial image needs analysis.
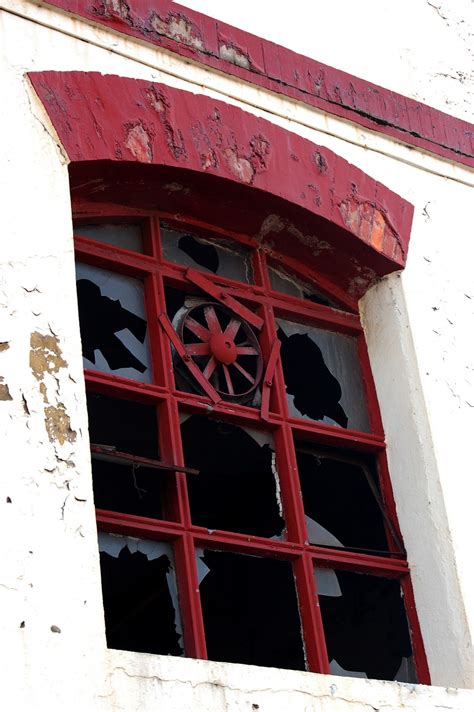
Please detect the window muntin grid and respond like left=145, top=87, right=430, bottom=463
left=74, top=215, right=428, bottom=682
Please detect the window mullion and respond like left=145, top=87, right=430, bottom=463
left=174, top=532, right=208, bottom=660
left=294, top=553, right=330, bottom=674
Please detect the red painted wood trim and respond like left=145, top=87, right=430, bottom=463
left=29, top=70, right=414, bottom=303
left=42, top=0, right=474, bottom=168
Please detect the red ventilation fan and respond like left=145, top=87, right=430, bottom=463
left=172, top=301, right=263, bottom=403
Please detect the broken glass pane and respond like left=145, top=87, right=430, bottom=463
left=87, top=393, right=166, bottom=517
left=181, top=416, right=284, bottom=538
left=197, top=549, right=305, bottom=670
left=75, top=223, right=143, bottom=252
left=161, top=223, right=253, bottom=283
left=318, top=569, right=415, bottom=682
left=76, top=263, right=152, bottom=382
left=269, top=265, right=334, bottom=307
left=87, top=392, right=159, bottom=458
left=277, top=318, right=370, bottom=432
left=296, top=447, right=389, bottom=553
left=99, top=532, right=183, bottom=656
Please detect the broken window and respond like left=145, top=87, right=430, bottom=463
left=269, top=264, right=334, bottom=307
left=75, top=214, right=426, bottom=682
left=76, top=263, right=152, bottom=382
left=197, top=549, right=305, bottom=671
left=75, top=223, right=144, bottom=253
left=181, top=416, right=285, bottom=538
left=99, top=533, right=183, bottom=656
left=87, top=393, right=167, bottom=519
left=317, top=568, right=416, bottom=683
left=277, top=318, right=370, bottom=431
left=161, top=223, right=253, bottom=283
left=295, top=446, right=394, bottom=554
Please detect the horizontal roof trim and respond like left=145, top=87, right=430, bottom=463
left=42, top=0, right=474, bottom=168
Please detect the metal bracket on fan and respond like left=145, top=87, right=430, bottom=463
left=157, top=311, right=221, bottom=403
left=185, top=268, right=264, bottom=330
left=261, top=339, right=281, bottom=421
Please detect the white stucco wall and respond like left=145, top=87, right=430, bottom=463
left=0, top=1, right=473, bottom=709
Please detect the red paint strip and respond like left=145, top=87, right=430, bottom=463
left=41, top=0, right=474, bottom=168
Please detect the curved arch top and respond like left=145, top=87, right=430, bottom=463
left=29, top=71, right=413, bottom=303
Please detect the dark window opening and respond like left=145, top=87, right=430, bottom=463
left=181, top=416, right=285, bottom=538
left=295, top=446, right=390, bottom=554
left=318, top=569, right=415, bottom=682
left=198, top=549, right=305, bottom=671
left=99, top=533, right=183, bottom=656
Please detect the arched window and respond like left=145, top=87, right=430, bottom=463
left=31, top=70, right=429, bottom=684
left=74, top=214, right=422, bottom=682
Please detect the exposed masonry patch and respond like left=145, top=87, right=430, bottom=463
left=339, top=198, right=404, bottom=261
left=124, top=121, right=153, bottom=163
left=94, top=0, right=131, bottom=23
left=0, top=342, right=9, bottom=352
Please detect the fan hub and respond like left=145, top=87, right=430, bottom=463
left=209, top=333, right=238, bottom=365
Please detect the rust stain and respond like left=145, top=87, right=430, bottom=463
left=0, top=342, right=9, bottom=352
left=30, top=332, right=67, bottom=382
left=148, top=11, right=204, bottom=51
left=44, top=404, right=76, bottom=445
left=124, top=121, right=153, bottom=163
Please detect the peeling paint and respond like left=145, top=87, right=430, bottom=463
left=148, top=11, right=204, bottom=51
left=44, top=403, right=77, bottom=445
left=124, top=121, right=153, bottom=163
left=145, top=86, right=187, bottom=161
left=223, top=134, right=270, bottom=184
left=219, top=43, right=250, bottom=70
left=312, top=150, right=328, bottom=174
left=29, top=331, right=67, bottom=381
left=0, top=377, right=12, bottom=401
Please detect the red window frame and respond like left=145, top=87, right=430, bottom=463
left=74, top=208, right=430, bottom=682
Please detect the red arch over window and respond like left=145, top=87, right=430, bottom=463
left=29, top=71, right=413, bottom=308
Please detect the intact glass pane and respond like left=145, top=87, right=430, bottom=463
left=161, top=223, right=253, bottom=283
left=75, top=224, right=143, bottom=252
left=76, top=262, right=152, bottom=382
left=277, top=318, right=370, bottom=432
left=317, top=569, right=416, bottom=682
